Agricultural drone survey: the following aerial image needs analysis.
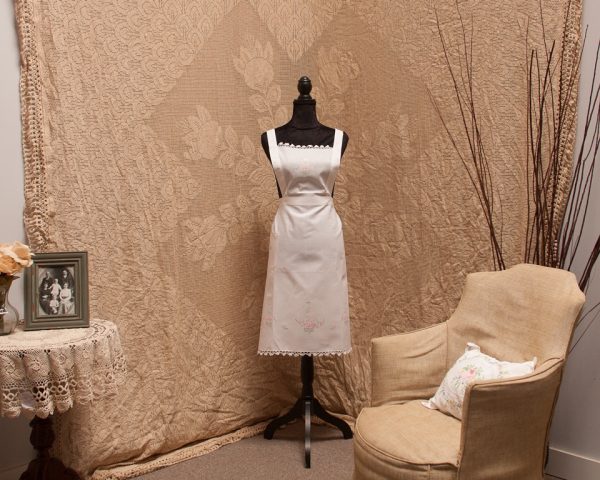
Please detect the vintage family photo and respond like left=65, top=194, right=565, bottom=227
left=24, top=251, right=89, bottom=330
left=37, top=266, right=77, bottom=316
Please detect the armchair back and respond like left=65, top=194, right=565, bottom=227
left=446, top=263, right=585, bottom=368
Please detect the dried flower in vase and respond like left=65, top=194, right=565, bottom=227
left=0, top=241, right=34, bottom=276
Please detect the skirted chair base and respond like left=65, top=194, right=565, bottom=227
left=353, top=402, right=459, bottom=480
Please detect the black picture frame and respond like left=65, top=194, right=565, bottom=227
left=24, top=251, right=89, bottom=330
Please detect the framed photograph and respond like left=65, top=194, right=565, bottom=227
left=24, top=252, right=89, bottom=330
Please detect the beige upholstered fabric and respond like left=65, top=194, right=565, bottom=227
left=354, top=264, right=585, bottom=480
left=458, top=360, right=564, bottom=479
left=15, top=0, right=581, bottom=476
left=447, top=267, right=586, bottom=366
left=371, top=322, right=447, bottom=407
left=355, top=402, right=460, bottom=475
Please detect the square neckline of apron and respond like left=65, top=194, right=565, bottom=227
left=273, top=129, right=339, bottom=164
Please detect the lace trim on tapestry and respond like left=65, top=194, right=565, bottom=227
left=257, top=348, right=352, bottom=357
left=90, top=421, right=272, bottom=480
left=278, top=142, right=332, bottom=149
left=552, top=0, right=583, bottom=234
left=16, top=0, right=52, bottom=250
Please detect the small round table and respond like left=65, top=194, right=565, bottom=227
left=0, top=319, right=126, bottom=479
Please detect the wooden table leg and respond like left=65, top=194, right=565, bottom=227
left=20, top=415, right=81, bottom=480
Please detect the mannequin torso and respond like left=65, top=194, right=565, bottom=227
left=260, top=82, right=349, bottom=198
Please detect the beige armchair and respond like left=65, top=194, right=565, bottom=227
left=353, top=263, right=585, bottom=480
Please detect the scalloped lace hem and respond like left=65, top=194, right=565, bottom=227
left=257, top=347, right=351, bottom=357
left=277, top=142, right=332, bottom=149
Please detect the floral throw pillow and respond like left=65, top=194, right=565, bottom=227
left=421, top=342, right=537, bottom=420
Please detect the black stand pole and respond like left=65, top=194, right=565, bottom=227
left=20, top=415, right=81, bottom=480
left=263, top=355, right=353, bottom=468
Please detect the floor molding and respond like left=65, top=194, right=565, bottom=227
left=547, top=446, right=600, bottom=479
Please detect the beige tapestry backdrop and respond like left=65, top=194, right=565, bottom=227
left=16, top=0, right=580, bottom=477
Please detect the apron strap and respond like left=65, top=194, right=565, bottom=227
left=267, top=129, right=286, bottom=193
left=327, top=128, right=343, bottom=193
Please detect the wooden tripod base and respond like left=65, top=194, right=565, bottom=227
left=19, top=416, right=81, bottom=480
left=263, top=355, right=353, bottom=468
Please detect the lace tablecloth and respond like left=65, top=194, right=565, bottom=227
left=0, top=319, right=126, bottom=418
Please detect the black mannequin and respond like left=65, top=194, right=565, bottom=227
left=260, top=76, right=349, bottom=198
left=260, top=76, right=353, bottom=469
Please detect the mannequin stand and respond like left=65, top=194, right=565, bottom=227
left=264, top=355, right=353, bottom=468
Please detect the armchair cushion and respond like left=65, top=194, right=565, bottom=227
left=423, top=342, right=537, bottom=419
left=354, top=401, right=460, bottom=480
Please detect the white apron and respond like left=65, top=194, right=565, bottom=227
left=257, top=128, right=351, bottom=356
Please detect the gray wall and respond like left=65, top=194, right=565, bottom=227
left=0, top=2, right=34, bottom=479
left=547, top=0, right=600, bottom=477
left=0, top=0, right=598, bottom=478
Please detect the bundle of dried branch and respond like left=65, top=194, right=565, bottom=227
left=431, top=1, right=599, bottom=343
left=431, top=1, right=598, bottom=294
left=430, top=7, right=505, bottom=271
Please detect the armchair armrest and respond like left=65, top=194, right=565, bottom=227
left=371, top=322, right=448, bottom=407
left=458, top=359, right=564, bottom=479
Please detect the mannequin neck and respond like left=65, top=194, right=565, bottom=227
left=288, top=102, right=320, bottom=129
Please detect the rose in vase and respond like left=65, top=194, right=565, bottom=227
left=0, top=241, right=33, bottom=275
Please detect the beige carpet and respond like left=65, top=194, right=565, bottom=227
left=132, top=420, right=565, bottom=480
left=135, top=421, right=354, bottom=480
